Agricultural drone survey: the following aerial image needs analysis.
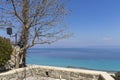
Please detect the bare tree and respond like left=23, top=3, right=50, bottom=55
left=0, top=0, right=71, bottom=68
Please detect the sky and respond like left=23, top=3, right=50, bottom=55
left=0, top=0, right=120, bottom=48
left=48, top=0, right=120, bottom=48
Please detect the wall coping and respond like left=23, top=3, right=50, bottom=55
left=0, top=65, right=114, bottom=80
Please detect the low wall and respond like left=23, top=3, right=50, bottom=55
left=0, top=65, right=114, bottom=80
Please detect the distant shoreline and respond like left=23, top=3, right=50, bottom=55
left=66, top=66, right=117, bottom=73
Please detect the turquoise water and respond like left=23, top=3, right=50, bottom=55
left=27, top=48, right=120, bottom=71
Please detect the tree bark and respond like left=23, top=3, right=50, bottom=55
left=21, top=0, right=29, bottom=67
left=22, top=49, right=27, bottom=67
left=19, top=29, right=28, bottom=67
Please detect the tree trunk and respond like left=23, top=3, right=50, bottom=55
left=19, top=29, right=28, bottom=67
left=22, top=49, right=27, bottom=67
left=21, top=0, right=29, bottom=67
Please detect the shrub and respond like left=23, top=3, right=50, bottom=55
left=0, top=37, right=13, bottom=67
left=112, top=71, right=120, bottom=80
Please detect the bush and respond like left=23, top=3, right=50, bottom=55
left=112, top=71, right=120, bottom=80
left=0, top=37, right=13, bottom=67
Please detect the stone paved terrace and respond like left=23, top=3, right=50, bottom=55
left=0, top=65, right=114, bottom=80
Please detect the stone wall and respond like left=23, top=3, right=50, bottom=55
left=0, top=65, right=114, bottom=80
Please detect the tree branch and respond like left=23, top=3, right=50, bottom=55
left=11, top=0, right=24, bottom=23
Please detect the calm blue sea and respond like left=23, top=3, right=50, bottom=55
left=27, top=48, right=120, bottom=72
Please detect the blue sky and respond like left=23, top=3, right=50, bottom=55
left=1, top=0, right=120, bottom=48
left=47, top=0, right=120, bottom=48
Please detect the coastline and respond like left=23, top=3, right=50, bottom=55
left=66, top=66, right=117, bottom=73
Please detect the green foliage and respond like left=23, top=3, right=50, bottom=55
left=112, top=72, right=120, bottom=80
left=0, top=37, right=13, bottom=67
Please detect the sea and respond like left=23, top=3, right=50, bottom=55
left=27, top=48, right=120, bottom=72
